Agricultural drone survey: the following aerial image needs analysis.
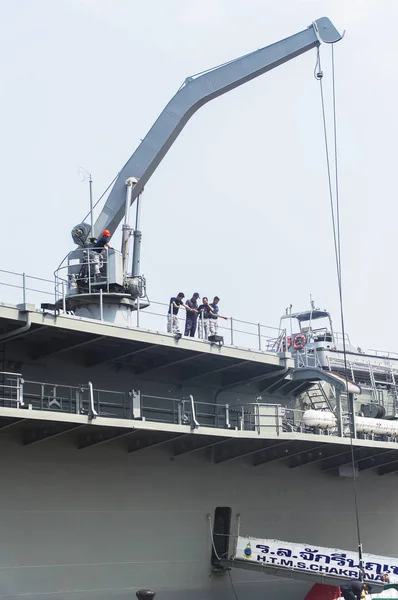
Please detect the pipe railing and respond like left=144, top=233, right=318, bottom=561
left=0, top=268, right=284, bottom=355
left=2, top=371, right=398, bottom=443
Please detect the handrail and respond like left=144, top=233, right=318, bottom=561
left=0, top=266, right=285, bottom=355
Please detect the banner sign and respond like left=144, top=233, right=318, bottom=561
left=236, top=537, right=398, bottom=583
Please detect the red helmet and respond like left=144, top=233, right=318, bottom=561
left=102, top=229, right=111, bottom=237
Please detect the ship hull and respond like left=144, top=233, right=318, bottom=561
left=1, top=431, right=398, bottom=600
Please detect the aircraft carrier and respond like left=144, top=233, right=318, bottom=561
left=1, top=15, right=397, bottom=600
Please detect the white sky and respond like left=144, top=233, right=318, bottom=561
left=1, top=0, right=397, bottom=350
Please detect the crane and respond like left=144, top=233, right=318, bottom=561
left=62, top=17, right=342, bottom=323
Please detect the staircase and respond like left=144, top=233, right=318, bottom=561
left=305, top=382, right=334, bottom=411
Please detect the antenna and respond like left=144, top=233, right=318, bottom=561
left=78, top=167, right=94, bottom=238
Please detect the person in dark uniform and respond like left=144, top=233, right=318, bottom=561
left=197, top=297, right=213, bottom=339
left=184, top=293, right=200, bottom=337
left=90, top=229, right=111, bottom=277
left=167, top=293, right=186, bottom=334
left=340, top=579, right=372, bottom=600
left=93, top=229, right=111, bottom=252
left=207, top=296, right=228, bottom=337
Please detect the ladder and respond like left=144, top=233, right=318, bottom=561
left=305, top=382, right=334, bottom=411
left=368, top=361, right=379, bottom=403
left=387, top=366, right=398, bottom=416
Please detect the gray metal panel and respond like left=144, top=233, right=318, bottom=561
left=0, top=434, right=397, bottom=600
left=93, top=18, right=342, bottom=236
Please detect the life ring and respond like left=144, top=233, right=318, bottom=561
left=293, top=333, right=306, bottom=350
left=282, top=336, right=292, bottom=351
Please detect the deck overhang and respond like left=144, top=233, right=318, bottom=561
left=1, top=407, right=398, bottom=475
left=0, top=304, right=292, bottom=387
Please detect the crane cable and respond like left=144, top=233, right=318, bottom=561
left=315, top=44, right=364, bottom=577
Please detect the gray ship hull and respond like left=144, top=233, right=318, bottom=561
left=1, top=430, right=397, bottom=600
left=0, top=303, right=398, bottom=600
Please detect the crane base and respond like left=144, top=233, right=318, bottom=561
left=56, top=293, right=150, bottom=326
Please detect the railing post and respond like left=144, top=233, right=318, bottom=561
left=106, top=248, right=110, bottom=293
left=276, top=405, right=280, bottom=435
left=189, top=394, right=199, bottom=429
left=136, top=297, right=140, bottom=327
left=99, top=289, right=103, bottom=321
left=62, top=282, right=66, bottom=313
left=88, top=381, right=98, bottom=419
left=239, top=406, right=244, bottom=430
left=257, top=323, right=261, bottom=351
left=348, top=392, right=356, bottom=439
left=18, top=377, right=24, bottom=407
left=230, top=317, right=234, bottom=345
left=88, top=251, right=91, bottom=295
left=225, top=403, right=230, bottom=429
left=255, top=404, right=260, bottom=434
left=177, top=400, right=183, bottom=425
left=22, top=272, right=26, bottom=305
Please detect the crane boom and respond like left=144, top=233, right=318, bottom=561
left=91, top=17, right=342, bottom=238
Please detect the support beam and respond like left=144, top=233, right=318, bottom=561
left=348, top=393, right=356, bottom=438
left=212, top=439, right=283, bottom=464
left=214, top=367, right=290, bottom=401
left=378, top=460, right=398, bottom=476
left=288, top=443, right=347, bottom=468
left=181, top=360, right=248, bottom=383
left=0, top=417, right=25, bottom=431
left=335, top=389, right=343, bottom=437
left=265, top=378, right=293, bottom=395
left=321, top=446, right=389, bottom=471
left=259, top=373, right=291, bottom=393
left=32, top=335, right=106, bottom=359
left=358, top=450, right=398, bottom=471
left=87, top=343, right=155, bottom=367
left=284, top=382, right=311, bottom=396
left=128, top=431, right=184, bottom=453
left=253, top=440, right=313, bottom=466
left=78, top=427, right=135, bottom=449
left=23, top=423, right=84, bottom=445
left=174, top=435, right=230, bottom=456
left=138, top=353, right=201, bottom=376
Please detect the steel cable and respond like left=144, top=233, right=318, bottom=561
left=316, top=44, right=364, bottom=576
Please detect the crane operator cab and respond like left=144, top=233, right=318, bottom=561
left=62, top=228, right=111, bottom=288
left=54, top=221, right=149, bottom=325
left=68, top=222, right=135, bottom=295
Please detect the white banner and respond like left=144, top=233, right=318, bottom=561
left=236, top=537, right=398, bottom=583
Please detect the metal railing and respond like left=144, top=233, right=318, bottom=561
left=0, top=373, right=131, bottom=419
left=3, top=266, right=398, bottom=363
left=0, top=372, right=24, bottom=407
left=367, top=349, right=398, bottom=360
left=295, top=347, right=322, bottom=368
left=2, top=371, right=398, bottom=443
left=0, top=269, right=56, bottom=308
left=55, top=247, right=111, bottom=298
left=0, top=267, right=283, bottom=355
left=137, top=300, right=283, bottom=351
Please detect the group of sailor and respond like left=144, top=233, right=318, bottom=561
left=339, top=573, right=390, bottom=600
left=167, top=293, right=227, bottom=338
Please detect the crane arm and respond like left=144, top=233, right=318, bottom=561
left=92, top=17, right=342, bottom=238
